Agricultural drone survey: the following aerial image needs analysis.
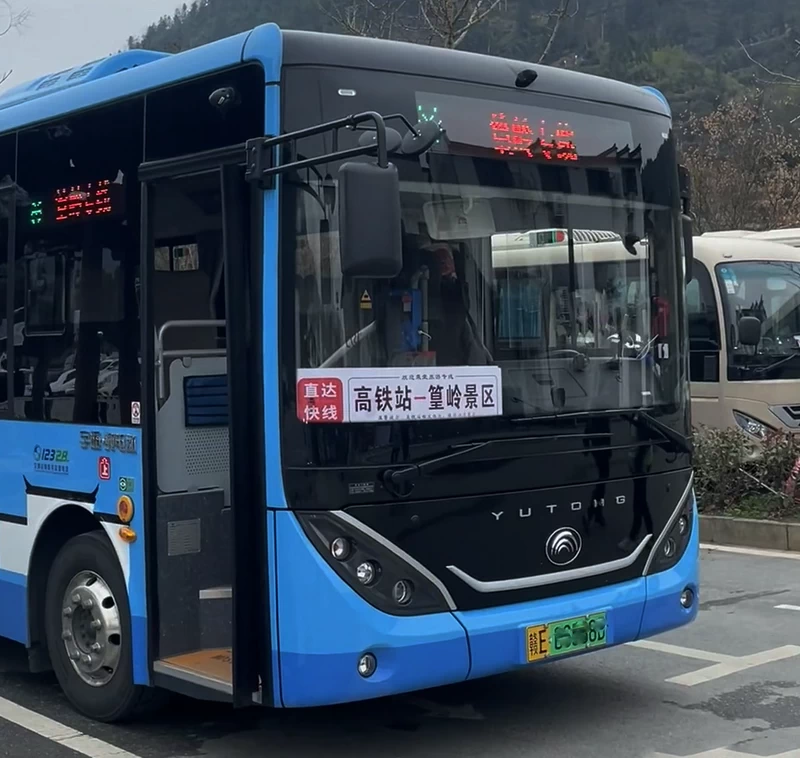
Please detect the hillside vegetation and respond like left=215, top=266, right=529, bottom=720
left=129, top=0, right=800, bottom=118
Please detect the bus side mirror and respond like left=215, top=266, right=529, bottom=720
left=679, top=165, right=694, bottom=284
left=338, top=161, right=403, bottom=278
left=738, top=316, right=761, bottom=347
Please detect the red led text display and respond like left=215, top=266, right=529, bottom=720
left=489, top=113, right=578, bottom=162
left=55, top=180, right=113, bottom=223
left=415, top=91, right=636, bottom=166
left=29, top=178, right=125, bottom=229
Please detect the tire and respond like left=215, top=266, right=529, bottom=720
left=44, top=531, right=148, bottom=722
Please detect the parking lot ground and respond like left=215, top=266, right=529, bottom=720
left=1, top=544, right=800, bottom=758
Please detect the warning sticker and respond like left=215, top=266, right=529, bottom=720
left=296, top=366, right=502, bottom=424
left=360, top=290, right=372, bottom=310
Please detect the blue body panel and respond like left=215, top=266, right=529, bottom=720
left=0, top=569, right=26, bottom=643
left=274, top=510, right=470, bottom=707
left=0, top=30, right=252, bottom=133
left=273, top=499, right=699, bottom=707
left=0, top=421, right=147, bottom=682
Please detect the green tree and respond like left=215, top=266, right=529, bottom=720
left=682, top=92, right=800, bottom=232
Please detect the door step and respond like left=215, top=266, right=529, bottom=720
left=153, top=648, right=232, bottom=695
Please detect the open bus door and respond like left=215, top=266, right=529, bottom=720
left=138, top=152, right=269, bottom=708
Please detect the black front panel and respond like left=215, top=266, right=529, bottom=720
left=344, top=467, right=691, bottom=611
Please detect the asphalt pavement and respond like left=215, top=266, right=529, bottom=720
left=2, top=545, right=800, bottom=758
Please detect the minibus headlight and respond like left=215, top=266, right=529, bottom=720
left=733, top=411, right=775, bottom=441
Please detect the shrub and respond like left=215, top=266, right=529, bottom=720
left=692, top=425, right=800, bottom=521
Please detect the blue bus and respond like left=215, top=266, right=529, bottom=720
left=0, top=24, right=697, bottom=722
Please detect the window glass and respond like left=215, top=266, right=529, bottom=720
left=717, top=259, right=800, bottom=381
left=687, top=260, right=719, bottom=382
left=15, top=99, right=143, bottom=424
left=0, top=135, right=16, bottom=415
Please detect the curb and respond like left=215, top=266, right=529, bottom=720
left=699, top=514, right=800, bottom=552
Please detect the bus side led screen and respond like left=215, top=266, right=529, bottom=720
left=28, top=178, right=124, bottom=228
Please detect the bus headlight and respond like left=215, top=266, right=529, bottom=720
left=644, top=475, right=694, bottom=575
left=296, top=511, right=454, bottom=616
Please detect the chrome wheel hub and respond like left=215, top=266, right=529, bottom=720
left=60, top=571, right=122, bottom=687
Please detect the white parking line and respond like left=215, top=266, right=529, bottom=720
left=775, top=604, right=800, bottom=612
left=0, top=695, right=142, bottom=758
left=701, top=543, right=800, bottom=560
left=650, top=749, right=800, bottom=757
left=627, top=640, right=800, bottom=686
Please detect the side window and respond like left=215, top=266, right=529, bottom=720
left=0, top=135, right=16, bottom=415
left=687, top=260, right=720, bottom=382
left=15, top=98, right=144, bottom=425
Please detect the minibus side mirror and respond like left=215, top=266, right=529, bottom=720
left=738, top=316, right=762, bottom=347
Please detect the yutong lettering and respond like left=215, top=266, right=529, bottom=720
left=491, top=495, right=627, bottom=521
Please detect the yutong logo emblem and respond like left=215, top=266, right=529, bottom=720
left=545, top=527, right=583, bottom=567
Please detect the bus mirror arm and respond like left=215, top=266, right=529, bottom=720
left=243, top=110, right=404, bottom=278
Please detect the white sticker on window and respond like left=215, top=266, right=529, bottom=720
left=296, top=366, right=503, bottom=424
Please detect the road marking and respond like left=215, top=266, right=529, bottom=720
left=627, top=641, right=800, bottom=686
left=649, top=751, right=799, bottom=757
left=0, top=695, right=142, bottom=758
left=776, top=604, right=800, bottom=612
left=701, top=543, right=800, bottom=561
left=628, top=640, right=733, bottom=664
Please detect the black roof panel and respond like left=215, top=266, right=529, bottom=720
left=281, top=30, right=670, bottom=118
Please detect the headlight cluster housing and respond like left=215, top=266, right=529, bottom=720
left=644, top=474, right=695, bottom=575
left=733, top=410, right=776, bottom=442
left=296, top=510, right=455, bottom=616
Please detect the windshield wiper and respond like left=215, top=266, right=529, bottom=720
left=750, top=350, right=800, bottom=378
left=512, top=407, right=692, bottom=455
left=625, top=411, right=692, bottom=455
left=381, top=431, right=612, bottom=497
left=382, top=441, right=491, bottom=496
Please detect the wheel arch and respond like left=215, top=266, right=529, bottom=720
left=27, top=504, right=104, bottom=672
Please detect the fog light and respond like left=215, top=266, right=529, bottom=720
left=662, top=537, right=677, bottom=559
left=356, top=561, right=378, bottom=585
left=392, top=579, right=414, bottom=606
left=680, top=588, right=694, bottom=609
left=677, top=516, right=689, bottom=536
left=331, top=537, right=351, bottom=561
left=357, top=652, right=377, bottom=678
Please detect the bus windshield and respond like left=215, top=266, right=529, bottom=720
left=719, top=260, right=800, bottom=380
left=282, top=68, right=684, bottom=462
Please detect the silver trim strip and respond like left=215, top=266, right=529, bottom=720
left=332, top=510, right=457, bottom=611
left=642, top=471, right=695, bottom=576
left=199, top=586, right=232, bottom=601
left=153, top=660, right=233, bottom=695
left=446, top=534, right=652, bottom=593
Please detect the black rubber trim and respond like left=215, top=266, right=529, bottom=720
left=23, top=477, right=99, bottom=504
left=94, top=512, right=125, bottom=525
left=0, top=512, right=26, bottom=525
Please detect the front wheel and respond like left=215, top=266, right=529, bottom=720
left=45, top=531, right=147, bottom=722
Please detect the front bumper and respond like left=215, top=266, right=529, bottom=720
left=274, top=501, right=699, bottom=707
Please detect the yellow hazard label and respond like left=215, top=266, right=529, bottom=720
left=360, top=290, right=372, bottom=310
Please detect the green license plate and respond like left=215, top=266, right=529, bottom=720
left=525, top=611, right=608, bottom=662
